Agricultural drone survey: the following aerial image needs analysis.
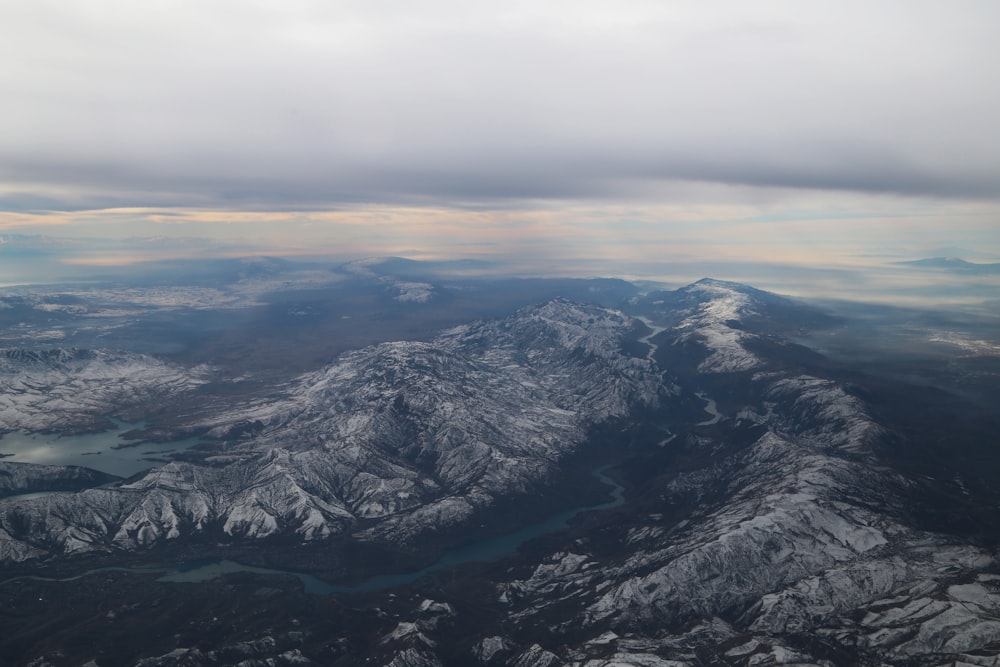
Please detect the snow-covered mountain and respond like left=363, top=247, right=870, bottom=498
left=0, top=348, right=210, bottom=433
left=2, top=278, right=999, bottom=666
left=0, top=299, right=661, bottom=557
left=364, top=280, right=1000, bottom=666
left=340, top=257, right=439, bottom=303
left=632, top=277, right=836, bottom=374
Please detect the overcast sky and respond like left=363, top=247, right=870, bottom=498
left=1, top=1, right=998, bottom=276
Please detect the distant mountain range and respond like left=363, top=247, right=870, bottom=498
left=897, top=256, right=1000, bottom=274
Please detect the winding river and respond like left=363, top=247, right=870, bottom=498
left=1, top=466, right=625, bottom=595
left=636, top=316, right=667, bottom=363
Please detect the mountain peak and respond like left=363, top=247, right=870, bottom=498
left=691, top=277, right=750, bottom=289
left=683, top=277, right=774, bottom=300
left=897, top=257, right=1000, bottom=274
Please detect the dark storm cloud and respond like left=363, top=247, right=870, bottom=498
left=2, top=0, right=999, bottom=211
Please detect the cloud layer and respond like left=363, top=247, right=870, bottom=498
left=3, top=0, right=1000, bottom=212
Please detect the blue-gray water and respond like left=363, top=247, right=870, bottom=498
left=0, top=420, right=204, bottom=478
left=312, top=465, right=625, bottom=593
left=0, top=466, right=625, bottom=595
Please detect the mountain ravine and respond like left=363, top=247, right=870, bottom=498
left=2, top=279, right=999, bottom=666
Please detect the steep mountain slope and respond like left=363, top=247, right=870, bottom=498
left=458, top=280, right=1000, bottom=666
left=0, top=348, right=210, bottom=433
left=0, top=300, right=661, bottom=560
left=2, top=279, right=999, bottom=667
left=310, top=279, right=1000, bottom=666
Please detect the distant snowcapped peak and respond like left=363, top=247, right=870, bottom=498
left=678, top=280, right=756, bottom=322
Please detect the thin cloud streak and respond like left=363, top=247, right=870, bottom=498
left=1, top=189, right=996, bottom=269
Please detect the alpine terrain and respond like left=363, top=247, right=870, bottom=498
left=0, top=267, right=998, bottom=667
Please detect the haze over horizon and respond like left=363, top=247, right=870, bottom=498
left=2, top=1, right=998, bottom=296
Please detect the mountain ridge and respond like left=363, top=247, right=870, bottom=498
left=897, top=256, right=1000, bottom=274
left=0, top=299, right=662, bottom=559
left=2, top=278, right=999, bottom=666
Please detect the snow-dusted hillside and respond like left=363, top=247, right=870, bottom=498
left=3, top=279, right=999, bottom=667
left=470, top=282, right=1000, bottom=666
left=0, top=348, right=210, bottom=433
left=0, top=300, right=661, bottom=556
left=635, top=278, right=832, bottom=375
left=672, top=279, right=763, bottom=372
left=323, top=279, right=1000, bottom=667
left=340, top=257, right=438, bottom=303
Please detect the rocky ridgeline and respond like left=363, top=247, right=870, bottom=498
left=0, top=348, right=210, bottom=433
left=287, top=279, right=1000, bottom=667
left=0, top=300, right=661, bottom=559
left=474, top=281, right=1000, bottom=666
left=3, top=281, right=1000, bottom=666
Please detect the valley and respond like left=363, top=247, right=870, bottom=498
left=0, top=259, right=998, bottom=666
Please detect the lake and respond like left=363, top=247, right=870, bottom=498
left=0, top=420, right=205, bottom=478
left=160, top=465, right=625, bottom=593
left=0, top=466, right=626, bottom=595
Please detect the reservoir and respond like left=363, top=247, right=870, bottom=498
left=1, top=466, right=626, bottom=595
left=163, top=465, right=625, bottom=594
left=0, top=421, right=205, bottom=478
